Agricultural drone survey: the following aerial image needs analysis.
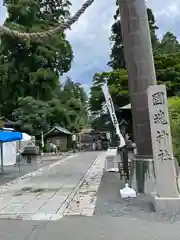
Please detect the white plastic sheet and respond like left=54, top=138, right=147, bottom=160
left=120, top=183, right=136, bottom=199
left=105, top=148, right=119, bottom=172
left=21, top=133, right=31, bottom=141
left=0, top=142, right=16, bottom=166
left=18, top=132, right=32, bottom=152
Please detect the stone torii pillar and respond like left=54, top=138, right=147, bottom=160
left=118, top=0, right=157, bottom=193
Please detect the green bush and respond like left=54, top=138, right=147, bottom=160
left=43, top=143, right=50, bottom=153
left=168, top=97, right=180, bottom=164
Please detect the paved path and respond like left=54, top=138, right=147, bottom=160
left=95, top=172, right=180, bottom=223
left=64, top=152, right=106, bottom=216
left=0, top=216, right=180, bottom=240
left=0, top=153, right=71, bottom=186
left=0, top=152, right=103, bottom=220
left=95, top=172, right=155, bottom=219
left=0, top=152, right=180, bottom=239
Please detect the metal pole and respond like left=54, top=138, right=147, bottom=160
left=18, top=141, right=21, bottom=172
left=0, top=142, right=3, bottom=173
left=41, top=130, right=44, bottom=149
left=18, top=152, right=21, bottom=173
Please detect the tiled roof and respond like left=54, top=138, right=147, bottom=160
left=55, top=126, right=72, bottom=135
left=44, top=126, right=72, bottom=137
left=120, top=103, right=131, bottom=109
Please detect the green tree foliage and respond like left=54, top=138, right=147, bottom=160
left=0, top=1, right=89, bottom=134
left=89, top=70, right=129, bottom=113
left=89, top=70, right=129, bottom=130
left=11, top=79, right=89, bottom=135
left=147, top=8, right=159, bottom=54
left=90, top=5, right=180, bottom=111
left=169, top=97, right=180, bottom=163
left=61, top=78, right=89, bottom=132
left=89, top=6, right=180, bottom=132
left=158, top=32, right=180, bottom=54
left=0, top=0, right=73, bottom=118
left=12, top=97, right=50, bottom=134
left=89, top=53, right=180, bottom=118
left=108, top=3, right=159, bottom=70
left=91, top=113, right=114, bottom=132
left=108, top=5, right=125, bottom=69
left=155, top=53, right=180, bottom=96
left=61, top=77, right=88, bottom=105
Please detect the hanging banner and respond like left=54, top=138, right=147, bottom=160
left=102, top=82, right=125, bottom=147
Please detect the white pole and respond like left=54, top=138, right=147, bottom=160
left=41, top=130, right=44, bottom=149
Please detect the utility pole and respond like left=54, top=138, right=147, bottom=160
left=118, top=0, right=157, bottom=192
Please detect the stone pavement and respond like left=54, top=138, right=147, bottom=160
left=64, top=152, right=106, bottom=216
left=0, top=153, right=180, bottom=239
left=0, top=151, right=104, bottom=220
left=0, top=153, right=71, bottom=186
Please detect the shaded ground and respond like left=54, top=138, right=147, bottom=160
left=94, top=172, right=180, bottom=223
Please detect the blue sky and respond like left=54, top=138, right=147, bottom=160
left=1, top=0, right=180, bottom=94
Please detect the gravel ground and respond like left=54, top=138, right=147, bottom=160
left=94, top=172, right=180, bottom=223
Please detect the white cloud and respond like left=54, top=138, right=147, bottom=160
left=0, top=0, right=7, bottom=24
left=64, top=0, right=115, bottom=86
left=81, top=83, right=91, bottom=96
left=147, top=0, right=180, bottom=38
left=66, top=0, right=180, bottom=92
left=1, top=0, right=180, bottom=93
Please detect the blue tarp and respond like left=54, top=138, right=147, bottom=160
left=0, top=131, right=23, bottom=143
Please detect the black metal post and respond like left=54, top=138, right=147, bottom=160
left=0, top=142, right=3, bottom=173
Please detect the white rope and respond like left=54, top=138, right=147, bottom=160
left=0, top=0, right=95, bottom=40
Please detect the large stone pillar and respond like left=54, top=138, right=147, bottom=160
left=118, top=0, right=157, bottom=193
left=118, top=0, right=156, bottom=156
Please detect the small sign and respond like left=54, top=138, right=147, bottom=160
left=147, top=85, right=178, bottom=197
left=72, top=135, right=76, bottom=141
left=106, top=132, right=111, bottom=140
left=107, top=147, right=117, bottom=157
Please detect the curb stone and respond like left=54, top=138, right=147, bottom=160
left=64, top=152, right=107, bottom=217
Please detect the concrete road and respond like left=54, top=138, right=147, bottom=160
left=22, top=151, right=101, bottom=189
left=0, top=153, right=71, bottom=186
left=0, top=152, right=101, bottom=220
left=0, top=216, right=180, bottom=240
left=0, top=153, right=180, bottom=239
left=95, top=172, right=180, bottom=223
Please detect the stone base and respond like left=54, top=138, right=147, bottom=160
left=153, top=195, right=180, bottom=213
left=130, top=156, right=156, bottom=195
